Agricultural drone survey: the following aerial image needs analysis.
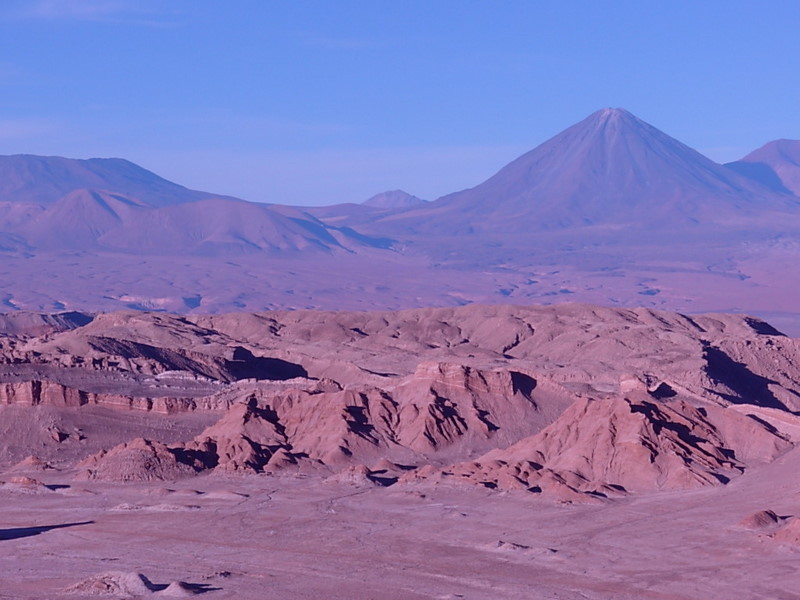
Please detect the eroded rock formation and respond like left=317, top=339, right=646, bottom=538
left=2, top=303, right=799, bottom=498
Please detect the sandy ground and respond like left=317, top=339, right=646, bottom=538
left=4, top=446, right=800, bottom=600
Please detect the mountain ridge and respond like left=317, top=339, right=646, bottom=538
left=1, top=186, right=389, bottom=256
left=727, top=139, right=800, bottom=196
left=370, top=108, right=798, bottom=235
left=0, top=154, right=235, bottom=207
left=363, top=189, right=427, bottom=209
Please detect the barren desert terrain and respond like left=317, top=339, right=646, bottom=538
left=2, top=304, right=800, bottom=599
left=5, top=6, right=800, bottom=599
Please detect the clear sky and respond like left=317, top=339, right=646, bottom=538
left=0, top=0, right=798, bottom=205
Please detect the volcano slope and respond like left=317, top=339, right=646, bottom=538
left=2, top=304, right=800, bottom=599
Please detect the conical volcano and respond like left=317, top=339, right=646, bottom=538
left=390, top=108, right=796, bottom=234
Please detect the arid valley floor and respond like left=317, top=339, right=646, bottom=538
left=2, top=304, right=800, bottom=599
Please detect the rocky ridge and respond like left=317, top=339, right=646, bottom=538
left=1, top=303, right=799, bottom=501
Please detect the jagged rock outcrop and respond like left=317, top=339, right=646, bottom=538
left=0, top=379, right=232, bottom=414
left=78, top=438, right=200, bottom=482
left=66, top=571, right=160, bottom=596
left=738, top=509, right=784, bottom=530
left=325, top=464, right=385, bottom=487
left=392, top=362, right=569, bottom=455
left=184, top=399, right=297, bottom=473
left=771, top=517, right=800, bottom=544
left=405, top=396, right=790, bottom=497
left=1, top=303, right=798, bottom=496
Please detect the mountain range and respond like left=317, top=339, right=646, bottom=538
left=0, top=159, right=385, bottom=255
left=346, top=108, right=799, bottom=236
left=0, top=155, right=223, bottom=207
left=1, top=109, right=799, bottom=332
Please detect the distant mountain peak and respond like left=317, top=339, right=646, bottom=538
left=579, top=107, right=660, bottom=142
left=363, top=189, right=427, bottom=209
left=742, top=139, right=800, bottom=166
left=729, top=138, right=800, bottom=196
left=593, top=106, right=635, bottom=121
left=582, top=107, right=645, bottom=132
left=0, top=155, right=388, bottom=256
left=403, top=108, right=799, bottom=233
left=0, top=154, right=233, bottom=207
left=763, top=139, right=800, bottom=159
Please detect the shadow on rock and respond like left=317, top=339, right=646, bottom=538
left=227, top=347, right=308, bottom=380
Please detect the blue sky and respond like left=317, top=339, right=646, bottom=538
left=0, top=0, right=798, bottom=205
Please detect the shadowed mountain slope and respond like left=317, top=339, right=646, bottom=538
left=727, top=139, right=800, bottom=196
left=0, top=154, right=391, bottom=255
left=95, top=198, right=369, bottom=255
left=2, top=188, right=388, bottom=256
